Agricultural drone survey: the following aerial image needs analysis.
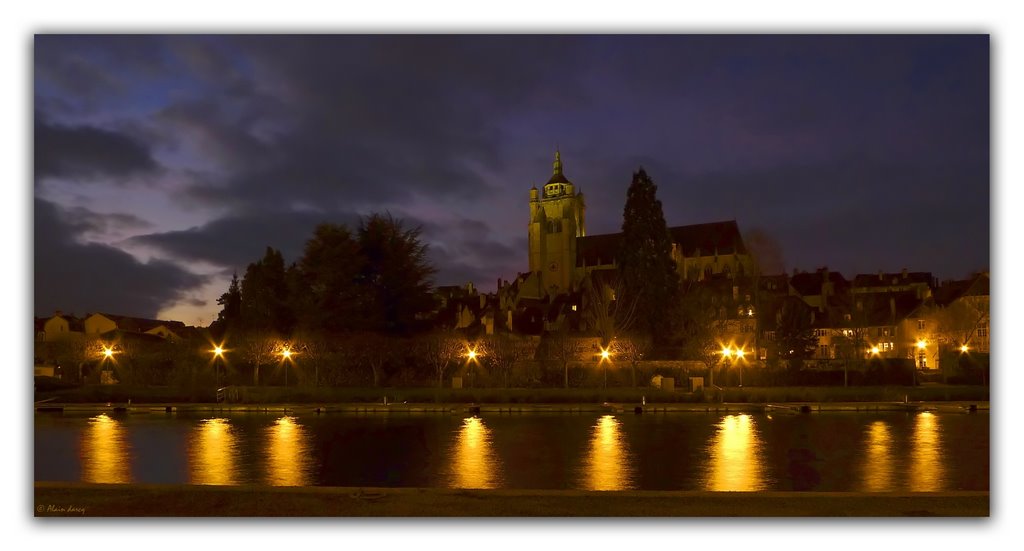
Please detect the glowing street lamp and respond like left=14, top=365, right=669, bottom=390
left=279, top=346, right=295, bottom=386
left=102, top=346, right=114, bottom=359
left=960, top=344, right=969, bottom=353
left=870, top=346, right=880, bottom=355
left=211, top=344, right=226, bottom=389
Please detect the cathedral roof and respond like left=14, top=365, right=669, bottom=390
left=576, top=220, right=748, bottom=267
left=668, top=221, right=747, bottom=256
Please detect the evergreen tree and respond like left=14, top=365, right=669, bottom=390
left=213, top=271, right=242, bottom=334
left=240, top=247, right=294, bottom=335
left=616, top=168, right=680, bottom=343
left=292, top=223, right=365, bottom=335
left=775, top=296, right=818, bottom=373
left=356, top=213, right=436, bottom=334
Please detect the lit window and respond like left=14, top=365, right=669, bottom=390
left=917, top=320, right=926, bottom=330
left=978, top=327, right=987, bottom=337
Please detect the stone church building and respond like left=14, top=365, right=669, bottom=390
left=491, top=151, right=756, bottom=333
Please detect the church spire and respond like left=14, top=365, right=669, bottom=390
left=553, top=149, right=563, bottom=176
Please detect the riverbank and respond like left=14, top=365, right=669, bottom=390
left=33, top=482, right=989, bottom=517
left=34, top=400, right=989, bottom=415
left=34, top=383, right=990, bottom=406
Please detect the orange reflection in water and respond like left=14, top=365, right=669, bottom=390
left=582, top=415, right=634, bottom=491
left=450, top=416, right=500, bottom=489
left=706, top=414, right=766, bottom=491
left=909, top=412, right=945, bottom=491
left=189, top=418, right=238, bottom=485
left=80, top=414, right=131, bottom=483
left=265, top=416, right=311, bottom=486
left=862, top=421, right=894, bottom=492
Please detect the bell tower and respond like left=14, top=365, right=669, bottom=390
left=528, top=150, right=586, bottom=297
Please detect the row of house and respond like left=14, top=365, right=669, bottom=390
left=432, top=267, right=990, bottom=374
left=35, top=311, right=195, bottom=342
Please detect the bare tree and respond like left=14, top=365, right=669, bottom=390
left=420, top=331, right=463, bottom=388
left=485, top=333, right=535, bottom=388
left=296, top=334, right=331, bottom=387
left=352, top=332, right=393, bottom=387
left=613, top=333, right=652, bottom=388
left=543, top=329, right=585, bottom=389
left=582, top=273, right=640, bottom=345
left=678, top=282, right=730, bottom=388
left=240, top=329, right=277, bottom=386
left=931, top=298, right=989, bottom=352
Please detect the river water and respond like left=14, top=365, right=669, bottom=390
left=34, top=410, right=988, bottom=491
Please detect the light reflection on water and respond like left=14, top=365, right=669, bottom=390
left=909, top=412, right=945, bottom=491
left=705, top=414, right=766, bottom=491
left=40, top=410, right=984, bottom=491
left=265, top=416, right=312, bottom=486
left=862, top=421, right=894, bottom=492
left=449, top=416, right=501, bottom=489
left=80, top=414, right=131, bottom=484
left=189, top=418, right=238, bottom=485
left=582, top=415, right=634, bottom=491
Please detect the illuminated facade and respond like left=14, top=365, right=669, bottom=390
left=527, top=150, right=587, bottom=297
left=525, top=151, right=755, bottom=301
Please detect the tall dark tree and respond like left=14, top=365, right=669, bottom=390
left=616, top=168, right=680, bottom=343
left=775, top=296, right=818, bottom=373
left=211, top=271, right=242, bottom=337
left=240, top=247, right=294, bottom=335
left=678, top=281, right=729, bottom=387
left=357, top=213, right=436, bottom=334
left=292, top=223, right=365, bottom=334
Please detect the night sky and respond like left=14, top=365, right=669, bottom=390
left=33, top=34, right=989, bottom=325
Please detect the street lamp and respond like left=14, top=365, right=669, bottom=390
left=279, top=346, right=295, bottom=386
left=599, top=346, right=612, bottom=389
left=211, top=345, right=225, bottom=389
left=720, top=346, right=734, bottom=387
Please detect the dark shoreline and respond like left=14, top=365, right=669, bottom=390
left=34, top=482, right=990, bottom=517
left=34, top=400, right=990, bottom=415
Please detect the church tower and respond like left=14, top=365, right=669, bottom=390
left=528, top=150, right=586, bottom=297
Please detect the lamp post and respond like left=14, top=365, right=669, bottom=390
left=735, top=347, right=746, bottom=387
left=465, top=345, right=481, bottom=388
left=211, top=346, right=224, bottom=389
left=280, top=346, right=293, bottom=386
left=721, top=346, right=733, bottom=387
left=599, top=346, right=612, bottom=389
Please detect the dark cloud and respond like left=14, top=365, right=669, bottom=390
left=62, top=206, right=154, bottom=238
left=127, top=210, right=363, bottom=270
left=34, top=198, right=207, bottom=318
left=34, top=115, right=159, bottom=181
left=32, top=35, right=989, bottom=318
left=145, top=35, right=595, bottom=211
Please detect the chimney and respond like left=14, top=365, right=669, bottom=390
left=878, top=270, right=884, bottom=282
left=901, top=268, right=908, bottom=279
